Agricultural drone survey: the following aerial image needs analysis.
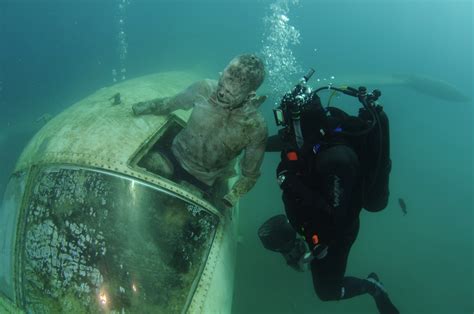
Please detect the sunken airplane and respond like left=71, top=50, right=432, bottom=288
left=0, top=71, right=239, bottom=313
left=0, top=71, right=470, bottom=313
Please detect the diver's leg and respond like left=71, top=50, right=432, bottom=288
left=310, top=222, right=358, bottom=301
left=342, top=274, right=399, bottom=314
left=309, top=221, right=399, bottom=313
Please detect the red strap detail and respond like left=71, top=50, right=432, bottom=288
left=286, top=151, right=298, bottom=161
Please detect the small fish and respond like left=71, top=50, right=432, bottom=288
left=398, top=198, right=407, bottom=215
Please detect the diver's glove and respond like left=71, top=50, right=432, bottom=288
left=313, top=243, right=328, bottom=260
left=132, top=101, right=157, bottom=116
left=284, top=236, right=328, bottom=272
left=300, top=224, right=330, bottom=261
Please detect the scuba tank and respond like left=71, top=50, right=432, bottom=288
left=358, top=105, right=391, bottom=212
left=305, top=104, right=392, bottom=212
left=323, top=98, right=391, bottom=212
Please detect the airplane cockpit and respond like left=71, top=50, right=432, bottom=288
left=0, top=71, right=239, bottom=313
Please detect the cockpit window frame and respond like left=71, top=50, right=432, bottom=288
left=14, top=164, right=221, bottom=313
left=129, top=115, right=186, bottom=169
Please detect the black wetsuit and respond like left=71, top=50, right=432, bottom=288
left=279, top=142, right=363, bottom=298
left=277, top=143, right=399, bottom=313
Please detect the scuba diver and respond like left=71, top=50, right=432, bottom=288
left=259, top=69, right=399, bottom=314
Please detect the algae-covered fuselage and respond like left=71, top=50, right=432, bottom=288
left=0, top=71, right=239, bottom=314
